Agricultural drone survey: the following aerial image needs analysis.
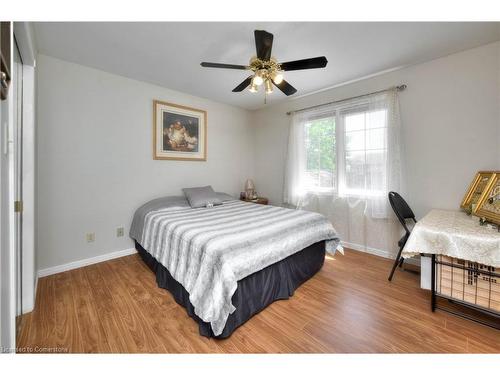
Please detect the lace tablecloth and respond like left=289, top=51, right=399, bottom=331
left=402, top=209, right=500, bottom=267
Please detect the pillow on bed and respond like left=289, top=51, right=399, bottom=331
left=183, top=186, right=222, bottom=208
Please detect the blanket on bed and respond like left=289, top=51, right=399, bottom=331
left=134, top=199, right=341, bottom=336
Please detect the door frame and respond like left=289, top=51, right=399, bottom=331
left=13, top=22, right=36, bottom=314
left=0, top=21, right=16, bottom=352
left=13, top=35, right=24, bottom=334
left=0, top=22, right=36, bottom=351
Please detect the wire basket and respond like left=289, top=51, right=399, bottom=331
left=435, top=255, right=500, bottom=313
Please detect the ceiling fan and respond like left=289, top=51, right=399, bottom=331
left=200, top=30, right=328, bottom=96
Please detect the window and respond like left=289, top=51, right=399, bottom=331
left=304, top=116, right=336, bottom=192
left=301, top=107, right=388, bottom=198
left=285, top=89, right=400, bottom=217
left=341, top=108, right=387, bottom=197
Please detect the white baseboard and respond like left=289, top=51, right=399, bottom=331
left=33, top=273, right=38, bottom=304
left=37, top=247, right=137, bottom=278
left=22, top=286, right=35, bottom=315
left=341, top=240, right=420, bottom=266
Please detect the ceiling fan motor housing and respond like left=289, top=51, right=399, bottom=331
left=249, top=58, right=283, bottom=87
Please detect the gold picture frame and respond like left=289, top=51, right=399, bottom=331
left=460, top=171, right=496, bottom=213
left=153, top=100, right=207, bottom=161
left=473, top=172, right=500, bottom=225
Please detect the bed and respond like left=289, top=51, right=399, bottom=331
left=130, top=193, right=341, bottom=338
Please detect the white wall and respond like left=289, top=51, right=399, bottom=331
left=498, top=44, right=500, bottom=167
left=36, top=55, right=255, bottom=271
left=36, top=41, right=500, bottom=270
left=252, top=42, right=500, bottom=255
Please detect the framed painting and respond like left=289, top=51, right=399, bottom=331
left=153, top=100, right=207, bottom=161
left=473, top=172, right=500, bottom=225
left=460, top=171, right=496, bottom=213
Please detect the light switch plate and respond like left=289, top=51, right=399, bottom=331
left=86, top=232, right=95, bottom=243
left=116, top=227, right=124, bottom=237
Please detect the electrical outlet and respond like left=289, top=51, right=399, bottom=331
left=86, top=232, right=95, bottom=243
left=116, top=227, right=124, bottom=237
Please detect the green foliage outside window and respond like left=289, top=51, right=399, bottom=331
left=304, top=117, right=336, bottom=188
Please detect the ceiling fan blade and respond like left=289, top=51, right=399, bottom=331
left=273, top=79, right=297, bottom=96
left=280, top=56, right=328, bottom=71
left=254, top=30, right=274, bottom=61
left=232, top=76, right=253, bottom=92
left=200, top=62, right=248, bottom=70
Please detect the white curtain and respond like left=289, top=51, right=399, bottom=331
left=283, top=89, right=404, bottom=255
left=283, top=106, right=336, bottom=207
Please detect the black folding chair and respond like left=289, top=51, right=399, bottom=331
left=388, top=191, right=417, bottom=281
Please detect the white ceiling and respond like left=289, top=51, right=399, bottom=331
left=33, top=22, right=500, bottom=110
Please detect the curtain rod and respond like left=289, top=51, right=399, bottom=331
left=285, top=84, right=407, bottom=116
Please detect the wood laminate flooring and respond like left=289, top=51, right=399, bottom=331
left=17, top=249, right=500, bottom=353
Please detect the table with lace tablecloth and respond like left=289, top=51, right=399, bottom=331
left=402, top=209, right=500, bottom=268
left=402, top=209, right=500, bottom=327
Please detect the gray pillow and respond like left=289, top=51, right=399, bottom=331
left=183, top=186, right=222, bottom=208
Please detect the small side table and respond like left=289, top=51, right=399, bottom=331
left=240, top=197, right=269, bottom=205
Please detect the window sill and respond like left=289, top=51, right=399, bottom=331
left=304, top=189, right=336, bottom=196
left=304, top=190, right=386, bottom=199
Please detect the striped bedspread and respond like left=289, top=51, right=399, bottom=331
left=139, top=199, right=341, bottom=336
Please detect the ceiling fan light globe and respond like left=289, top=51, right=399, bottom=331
left=252, top=75, right=264, bottom=86
left=271, top=71, right=284, bottom=84
left=265, top=79, right=273, bottom=94
left=249, top=83, right=258, bottom=93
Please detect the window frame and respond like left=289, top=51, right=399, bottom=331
left=300, top=104, right=389, bottom=198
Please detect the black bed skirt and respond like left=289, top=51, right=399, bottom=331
left=135, top=240, right=326, bottom=339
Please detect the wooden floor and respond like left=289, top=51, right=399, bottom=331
left=17, top=249, right=500, bottom=353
